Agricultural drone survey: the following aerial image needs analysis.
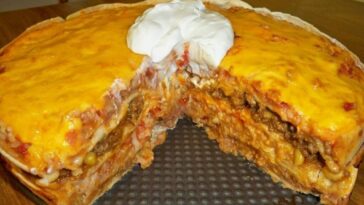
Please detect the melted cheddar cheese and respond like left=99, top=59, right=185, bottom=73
left=0, top=5, right=148, bottom=172
left=209, top=5, right=364, bottom=166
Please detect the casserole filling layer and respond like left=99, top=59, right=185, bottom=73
left=183, top=70, right=357, bottom=204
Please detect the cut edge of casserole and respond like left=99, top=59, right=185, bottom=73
left=183, top=69, right=361, bottom=205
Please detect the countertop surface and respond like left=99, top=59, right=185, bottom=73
left=0, top=0, right=363, bottom=204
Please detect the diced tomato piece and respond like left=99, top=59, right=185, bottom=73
left=338, top=63, right=353, bottom=76
left=145, top=67, right=155, bottom=79
left=176, top=47, right=189, bottom=67
left=279, top=101, right=290, bottom=109
left=15, top=143, right=31, bottom=157
left=343, top=102, right=355, bottom=111
left=66, top=130, right=78, bottom=145
left=178, top=97, right=189, bottom=106
left=0, top=66, right=5, bottom=74
left=150, top=107, right=162, bottom=118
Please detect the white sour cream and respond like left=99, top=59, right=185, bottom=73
left=127, top=0, right=234, bottom=69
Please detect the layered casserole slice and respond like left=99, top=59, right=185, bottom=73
left=0, top=3, right=183, bottom=205
left=183, top=2, right=364, bottom=204
left=0, top=0, right=363, bottom=205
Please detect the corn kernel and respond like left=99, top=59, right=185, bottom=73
left=294, top=149, right=304, bottom=166
left=84, top=152, right=97, bottom=165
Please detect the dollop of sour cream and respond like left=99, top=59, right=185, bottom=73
left=127, top=0, right=234, bottom=69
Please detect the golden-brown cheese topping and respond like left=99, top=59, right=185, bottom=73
left=0, top=6, right=147, bottom=173
left=210, top=5, right=364, bottom=166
